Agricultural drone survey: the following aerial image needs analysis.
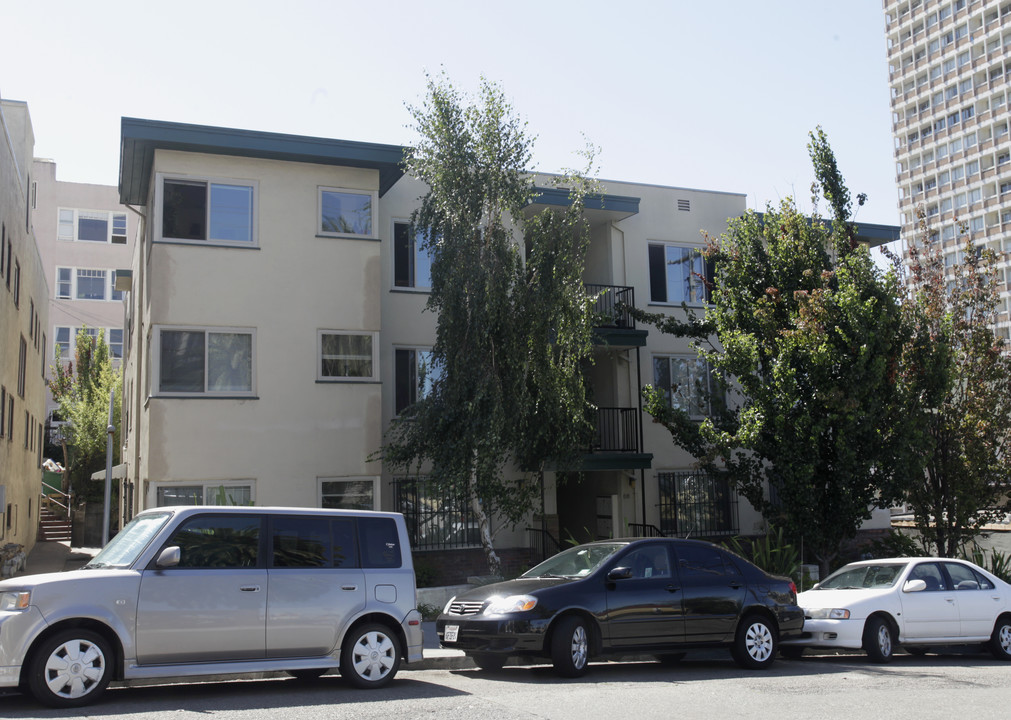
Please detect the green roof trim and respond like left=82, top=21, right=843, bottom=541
left=119, top=118, right=408, bottom=205
left=529, top=186, right=640, bottom=220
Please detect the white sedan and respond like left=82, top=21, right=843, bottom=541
left=779, top=557, right=1011, bottom=662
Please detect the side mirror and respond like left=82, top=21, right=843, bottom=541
left=903, top=579, right=927, bottom=593
left=811, top=583, right=820, bottom=591
left=608, top=567, right=634, bottom=581
left=155, top=546, right=181, bottom=569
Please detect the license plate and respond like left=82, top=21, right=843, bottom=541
left=444, top=625, right=459, bottom=643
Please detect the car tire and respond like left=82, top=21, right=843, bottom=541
left=731, top=614, right=778, bottom=670
left=779, top=646, right=805, bottom=660
left=863, top=617, right=895, bottom=663
left=470, top=652, right=506, bottom=671
left=340, top=623, right=402, bottom=689
left=27, top=629, right=114, bottom=708
left=286, top=668, right=329, bottom=681
left=988, top=615, right=1011, bottom=661
left=551, top=615, right=590, bottom=678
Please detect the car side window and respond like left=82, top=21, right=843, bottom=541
left=359, top=517, right=402, bottom=568
left=675, top=544, right=739, bottom=582
left=272, top=516, right=331, bottom=567
left=621, top=546, right=671, bottom=579
left=944, top=562, right=992, bottom=591
left=168, top=515, right=261, bottom=569
left=332, top=518, right=358, bottom=568
left=908, top=562, right=947, bottom=591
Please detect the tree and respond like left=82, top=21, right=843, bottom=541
left=49, top=328, right=121, bottom=503
left=377, top=74, right=596, bottom=575
left=889, top=212, right=1011, bottom=557
left=636, top=128, right=913, bottom=575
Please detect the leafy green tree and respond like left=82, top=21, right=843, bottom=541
left=49, top=327, right=121, bottom=503
left=377, top=74, right=596, bottom=575
left=889, top=212, right=1011, bottom=557
left=636, top=129, right=912, bottom=575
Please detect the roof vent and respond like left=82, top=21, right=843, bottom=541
left=677, top=199, right=691, bottom=212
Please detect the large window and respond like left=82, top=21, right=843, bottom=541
left=159, top=176, right=256, bottom=246
left=652, top=354, right=722, bottom=418
left=319, top=187, right=374, bottom=237
left=658, top=470, right=738, bottom=538
left=393, top=221, right=432, bottom=288
left=392, top=476, right=481, bottom=550
left=394, top=347, right=440, bottom=415
left=319, top=477, right=376, bottom=510
left=648, top=243, right=711, bottom=305
left=166, top=515, right=261, bottom=569
left=58, top=208, right=128, bottom=244
left=55, top=267, right=122, bottom=302
left=154, top=326, right=255, bottom=396
left=317, top=330, right=377, bottom=381
left=154, top=481, right=254, bottom=506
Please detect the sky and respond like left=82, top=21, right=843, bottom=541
left=2, top=0, right=899, bottom=227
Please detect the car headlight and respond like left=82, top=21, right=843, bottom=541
left=806, top=607, right=850, bottom=620
left=483, top=595, right=537, bottom=615
left=0, top=590, right=31, bottom=611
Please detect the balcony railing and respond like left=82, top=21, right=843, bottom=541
left=586, top=284, right=637, bottom=329
left=593, top=407, right=641, bottom=453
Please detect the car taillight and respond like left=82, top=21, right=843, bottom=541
left=789, top=581, right=798, bottom=597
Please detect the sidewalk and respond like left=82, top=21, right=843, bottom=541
left=15, top=540, right=99, bottom=578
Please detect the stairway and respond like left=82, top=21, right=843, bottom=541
left=38, top=506, right=72, bottom=542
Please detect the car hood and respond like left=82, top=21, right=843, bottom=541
left=798, top=586, right=893, bottom=609
left=451, top=576, right=579, bottom=602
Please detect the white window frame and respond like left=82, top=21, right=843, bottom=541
left=648, top=242, right=711, bottom=306
left=152, top=325, right=256, bottom=397
left=57, top=208, right=128, bottom=244
left=316, top=330, right=378, bottom=382
left=55, top=266, right=123, bottom=302
left=318, top=187, right=377, bottom=239
left=652, top=354, right=723, bottom=420
left=392, top=219, right=433, bottom=290
left=150, top=480, right=256, bottom=507
left=155, top=173, right=258, bottom=247
left=318, top=476, right=378, bottom=510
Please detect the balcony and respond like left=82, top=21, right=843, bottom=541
left=565, top=406, right=652, bottom=472
left=587, top=284, right=648, bottom=348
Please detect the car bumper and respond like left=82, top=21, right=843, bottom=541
left=0, top=607, right=47, bottom=688
left=779, top=617, right=866, bottom=650
left=402, top=610, right=424, bottom=663
left=436, top=615, right=551, bottom=655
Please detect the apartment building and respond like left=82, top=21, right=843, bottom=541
left=31, top=158, right=137, bottom=427
left=117, top=117, right=895, bottom=577
left=884, top=0, right=1011, bottom=334
left=0, top=99, right=49, bottom=551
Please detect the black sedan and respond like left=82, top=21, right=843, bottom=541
left=436, top=538, right=803, bottom=676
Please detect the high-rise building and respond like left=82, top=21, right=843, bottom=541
left=884, top=0, right=1011, bottom=336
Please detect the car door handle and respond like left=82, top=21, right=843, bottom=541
left=665, top=585, right=681, bottom=593
left=341, top=585, right=358, bottom=591
left=239, top=585, right=261, bottom=592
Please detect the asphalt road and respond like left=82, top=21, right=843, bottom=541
left=2, top=650, right=1008, bottom=720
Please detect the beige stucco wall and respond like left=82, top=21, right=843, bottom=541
left=0, top=100, right=49, bottom=552
left=128, top=149, right=383, bottom=509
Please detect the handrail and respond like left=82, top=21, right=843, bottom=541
left=627, top=523, right=667, bottom=538
left=41, top=488, right=73, bottom=517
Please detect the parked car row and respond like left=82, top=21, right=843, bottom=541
left=2, top=509, right=1009, bottom=709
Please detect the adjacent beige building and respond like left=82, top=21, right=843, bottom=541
left=0, top=99, right=49, bottom=553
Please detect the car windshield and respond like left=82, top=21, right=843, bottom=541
left=83, top=512, right=173, bottom=569
left=817, top=563, right=907, bottom=590
left=522, top=543, right=626, bottom=578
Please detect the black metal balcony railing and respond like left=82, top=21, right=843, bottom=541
left=593, top=407, right=641, bottom=453
left=391, top=478, right=481, bottom=551
left=586, top=284, right=636, bottom=329
left=657, top=471, right=739, bottom=538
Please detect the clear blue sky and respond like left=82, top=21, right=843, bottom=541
left=2, top=0, right=899, bottom=226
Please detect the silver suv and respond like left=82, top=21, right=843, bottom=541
left=0, top=506, right=423, bottom=707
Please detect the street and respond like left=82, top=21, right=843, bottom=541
left=2, top=651, right=1008, bottom=720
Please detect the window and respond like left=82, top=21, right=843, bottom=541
left=271, top=515, right=357, bottom=568
left=18, top=336, right=27, bottom=398
left=393, top=221, right=432, bottom=289
left=358, top=517, right=402, bottom=568
left=159, top=176, right=255, bottom=245
left=320, top=477, right=376, bottom=510
left=55, top=327, right=72, bottom=360
left=394, top=348, right=440, bottom=415
left=109, top=329, right=124, bottom=360
left=55, top=267, right=121, bottom=302
left=648, top=243, right=711, bottom=305
left=0, top=387, right=6, bottom=439
left=317, top=331, right=377, bottom=381
left=392, top=476, right=479, bottom=550
left=318, top=187, right=374, bottom=237
left=76, top=269, right=107, bottom=300
left=652, top=355, right=722, bottom=418
left=57, top=209, right=128, bottom=244
left=154, top=326, right=255, bottom=396
left=908, top=562, right=947, bottom=590
left=657, top=471, right=738, bottom=537
left=155, top=482, right=253, bottom=506
left=166, top=515, right=261, bottom=569
left=622, top=545, right=672, bottom=579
